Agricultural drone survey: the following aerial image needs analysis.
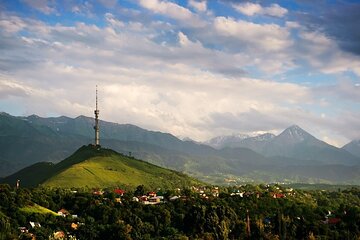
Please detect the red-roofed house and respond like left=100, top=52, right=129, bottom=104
left=57, top=209, right=70, bottom=217
left=114, top=189, right=125, bottom=196
left=148, top=191, right=157, bottom=197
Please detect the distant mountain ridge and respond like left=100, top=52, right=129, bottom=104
left=210, top=133, right=275, bottom=153
left=343, top=140, right=360, bottom=158
left=204, top=125, right=359, bottom=166
left=203, top=125, right=322, bottom=150
left=261, top=125, right=359, bottom=166
left=1, top=112, right=360, bottom=184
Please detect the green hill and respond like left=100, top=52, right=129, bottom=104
left=2, top=145, right=202, bottom=189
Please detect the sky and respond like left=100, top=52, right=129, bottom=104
left=0, top=0, right=360, bottom=146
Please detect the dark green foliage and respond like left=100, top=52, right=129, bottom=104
left=0, top=184, right=360, bottom=239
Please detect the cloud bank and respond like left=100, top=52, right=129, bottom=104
left=0, top=0, right=360, bottom=147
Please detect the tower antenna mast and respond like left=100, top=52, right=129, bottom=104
left=94, top=85, right=100, bottom=146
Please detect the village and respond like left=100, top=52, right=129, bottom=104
left=10, top=183, right=351, bottom=240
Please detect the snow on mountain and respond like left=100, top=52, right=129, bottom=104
left=204, top=133, right=250, bottom=149
left=248, top=133, right=276, bottom=142
left=204, top=132, right=277, bottom=149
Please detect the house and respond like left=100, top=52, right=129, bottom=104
left=71, top=223, right=78, bottom=230
left=18, top=227, right=28, bottom=233
left=201, top=195, right=209, bottom=200
left=148, top=191, right=157, bottom=197
left=93, top=190, right=104, bottom=196
left=114, top=188, right=125, bottom=196
left=148, top=197, right=161, bottom=203
left=139, top=196, right=148, bottom=202
left=132, top=196, right=139, bottom=202
left=271, top=193, right=285, bottom=199
left=57, top=208, right=70, bottom=217
left=142, top=197, right=162, bottom=205
left=169, top=196, right=180, bottom=201
left=53, top=231, right=66, bottom=239
left=230, top=190, right=244, bottom=197
left=212, top=187, right=219, bottom=197
left=29, top=221, right=41, bottom=228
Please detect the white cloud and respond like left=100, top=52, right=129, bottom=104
left=233, top=2, right=288, bottom=17
left=0, top=16, right=26, bottom=33
left=178, top=32, right=190, bottom=46
left=233, top=2, right=262, bottom=16
left=138, top=0, right=205, bottom=27
left=22, top=0, right=56, bottom=15
left=188, top=0, right=207, bottom=12
left=298, top=30, right=360, bottom=76
left=213, top=16, right=292, bottom=52
left=0, top=76, right=31, bottom=99
left=265, top=3, right=288, bottom=17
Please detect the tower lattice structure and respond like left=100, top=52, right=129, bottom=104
left=94, top=86, right=100, bottom=146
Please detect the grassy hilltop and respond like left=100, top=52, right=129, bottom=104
left=2, top=145, right=202, bottom=189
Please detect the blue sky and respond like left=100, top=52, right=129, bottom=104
left=1, top=0, right=360, bottom=146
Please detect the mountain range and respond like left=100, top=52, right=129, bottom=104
left=1, top=112, right=360, bottom=184
left=205, top=125, right=360, bottom=166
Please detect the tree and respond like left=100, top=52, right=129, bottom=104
left=134, top=185, right=146, bottom=196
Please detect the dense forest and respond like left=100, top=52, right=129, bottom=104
left=0, top=184, right=359, bottom=239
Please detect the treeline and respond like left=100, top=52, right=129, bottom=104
left=0, top=184, right=359, bottom=239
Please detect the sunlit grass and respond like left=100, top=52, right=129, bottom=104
left=20, top=204, right=58, bottom=216
left=43, top=153, right=201, bottom=189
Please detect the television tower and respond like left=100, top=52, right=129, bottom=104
left=94, top=85, right=100, bottom=146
